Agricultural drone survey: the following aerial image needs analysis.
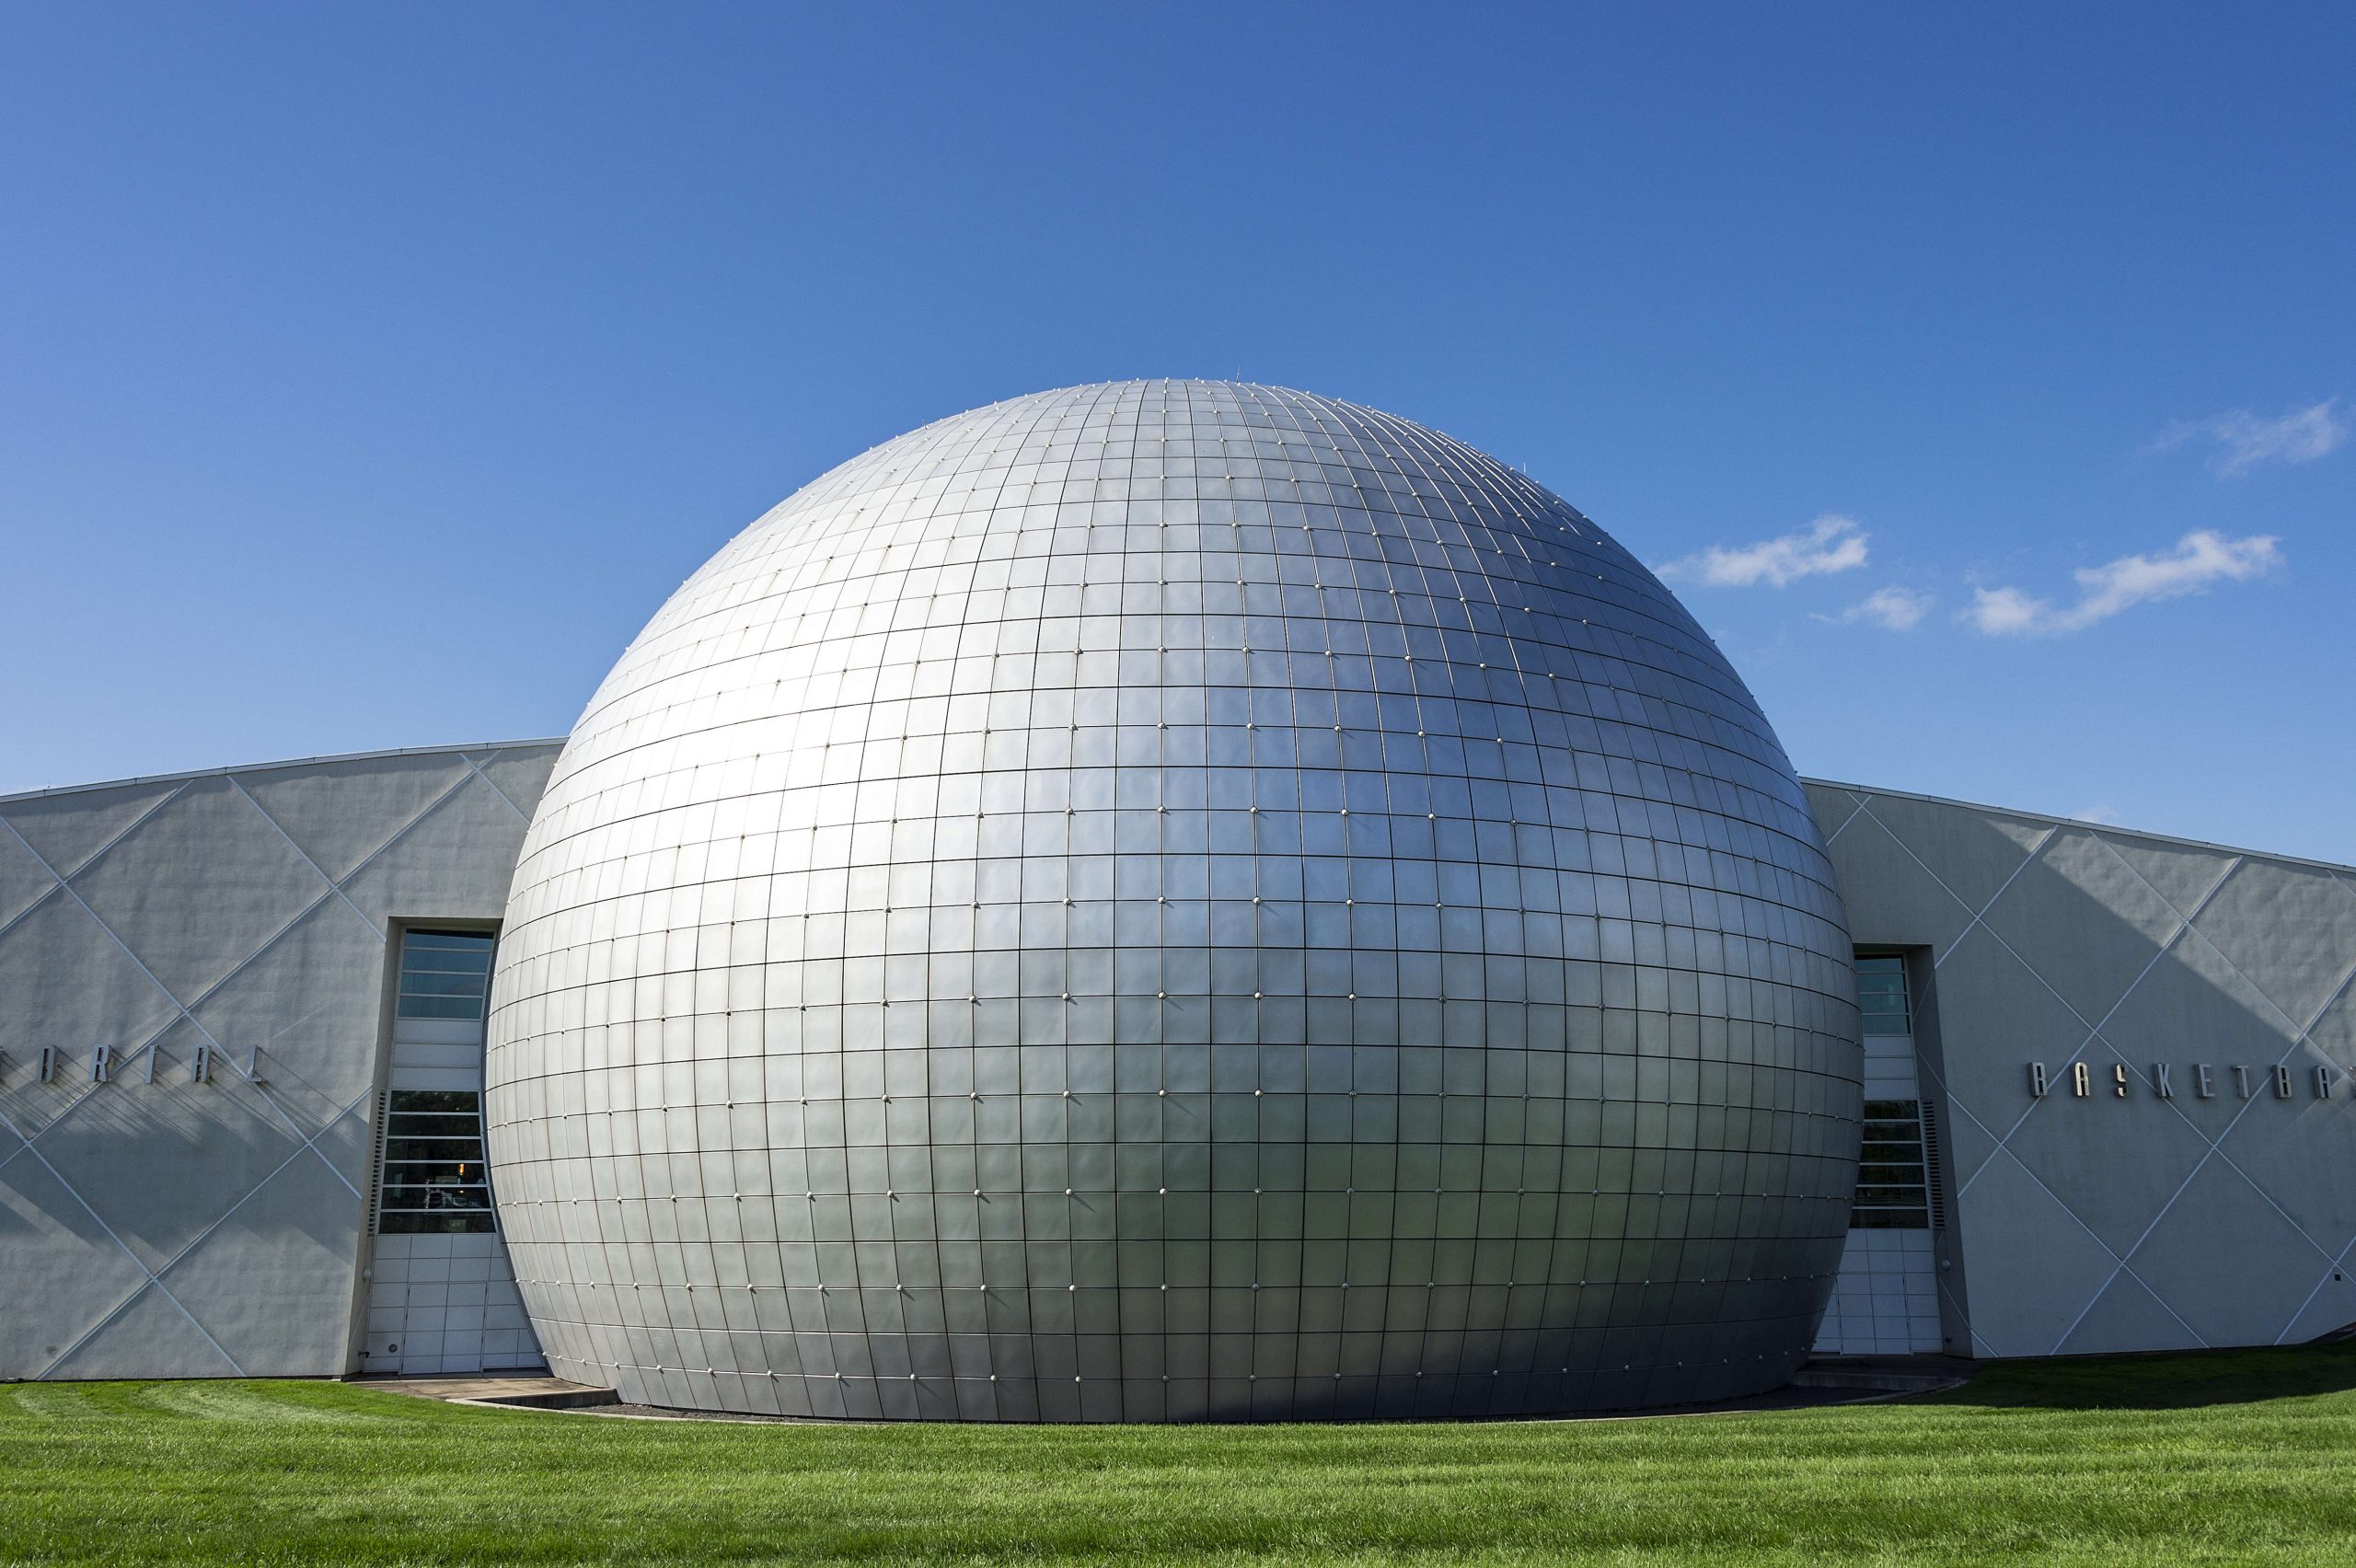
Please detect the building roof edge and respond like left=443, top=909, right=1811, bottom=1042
left=0, top=740, right=569, bottom=808
left=1800, top=776, right=2355, bottom=878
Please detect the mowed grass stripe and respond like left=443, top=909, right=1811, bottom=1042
left=4, top=1344, right=2356, bottom=1564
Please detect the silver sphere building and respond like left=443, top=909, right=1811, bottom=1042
left=484, top=380, right=1862, bottom=1421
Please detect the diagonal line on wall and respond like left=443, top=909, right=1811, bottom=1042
left=1838, top=792, right=2059, bottom=967
left=1952, top=854, right=2238, bottom=1195
left=1842, top=797, right=2070, bottom=1186
left=1943, top=1135, right=2211, bottom=1356
left=24, top=1279, right=164, bottom=1382
left=2056, top=1258, right=2212, bottom=1355
left=1906, top=1031, right=2220, bottom=1356
left=1910, top=1043, right=1998, bottom=1151
left=202, top=757, right=486, bottom=995
left=1977, top=1141, right=2213, bottom=1354
left=2104, top=839, right=2356, bottom=1057
left=2046, top=1147, right=2235, bottom=1355
left=0, top=781, right=196, bottom=951
left=0, top=760, right=501, bottom=1378
left=2085, top=845, right=2356, bottom=1250
left=1927, top=826, right=2060, bottom=968
left=6, top=746, right=560, bottom=1384
left=0, top=1042, right=167, bottom=1176
left=1817, top=791, right=1869, bottom=847
left=2274, top=1231, right=2356, bottom=1345
left=0, top=887, right=363, bottom=1154
left=1995, top=839, right=2353, bottom=1349
left=225, top=775, right=385, bottom=940
left=2095, top=834, right=2235, bottom=928
left=0, top=781, right=193, bottom=945
left=9, top=762, right=484, bottom=1159
left=0, top=881, right=64, bottom=946
left=2092, top=936, right=2356, bottom=1246
left=173, top=767, right=507, bottom=1189
left=0, top=816, right=210, bottom=1024
left=0, top=812, right=234, bottom=1059
left=331, top=765, right=490, bottom=891
left=0, top=808, right=380, bottom=1188
left=2050, top=1038, right=2351, bottom=1357
left=2039, top=951, right=2356, bottom=1344
left=1907, top=1049, right=2014, bottom=1345
left=43, top=778, right=196, bottom=882
left=2121, top=925, right=2356, bottom=1161
left=1848, top=806, right=2303, bottom=1355
left=146, top=885, right=352, bottom=1032
left=32, top=1082, right=379, bottom=1375
left=26, top=1086, right=381, bottom=1379
left=41, top=760, right=482, bottom=1100
left=1930, top=1262, right=1980, bottom=1355
left=6, top=1053, right=363, bottom=1202
left=2187, top=919, right=2356, bottom=1078
left=0, top=1101, right=246, bottom=1377
left=246, top=1080, right=364, bottom=1202
left=462, top=753, right=532, bottom=824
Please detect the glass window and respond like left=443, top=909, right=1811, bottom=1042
left=1850, top=1099, right=1928, bottom=1229
left=377, top=1089, right=495, bottom=1234
left=397, top=929, right=496, bottom=1020
left=1855, top=954, right=1911, bottom=1036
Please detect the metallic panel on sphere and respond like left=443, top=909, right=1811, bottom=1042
left=485, top=381, right=1862, bottom=1420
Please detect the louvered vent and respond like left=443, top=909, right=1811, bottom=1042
left=1921, top=1098, right=1949, bottom=1230
left=364, top=1088, right=391, bottom=1234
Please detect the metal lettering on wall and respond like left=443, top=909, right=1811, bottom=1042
left=2027, top=1061, right=2338, bottom=1101
left=0, top=1043, right=261, bottom=1087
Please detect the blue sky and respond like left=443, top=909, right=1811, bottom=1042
left=4, top=4, right=2351, bottom=860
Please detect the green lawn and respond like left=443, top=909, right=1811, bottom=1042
left=6, top=1346, right=2356, bottom=1565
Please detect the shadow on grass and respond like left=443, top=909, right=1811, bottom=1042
left=1920, top=1338, right=2356, bottom=1411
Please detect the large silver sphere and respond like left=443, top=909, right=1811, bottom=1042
left=486, top=381, right=1860, bottom=1420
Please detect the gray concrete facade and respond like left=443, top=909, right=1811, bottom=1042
left=0, top=743, right=557, bottom=1380
left=1809, top=779, right=2356, bottom=1358
left=5, top=744, right=2353, bottom=1389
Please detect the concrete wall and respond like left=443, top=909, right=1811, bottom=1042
left=10, top=744, right=2353, bottom=1379
left=0, top=744, right=557, bottom=1379
left=1807, top=779, right=2356, bottom=1358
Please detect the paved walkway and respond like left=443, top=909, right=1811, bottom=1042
left=346, top=1359, right=1973, bottom=1424
left=348, top=1374, right=618, bottom=1409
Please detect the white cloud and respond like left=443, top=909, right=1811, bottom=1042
left=1962, top=584, right=2049, bottom=635
left=1658, top=513, right=1868, bottom=588
left=2073, top=803, right=2121, bottom=826
left=1819, top=585, right=1933, bottom=630
left=2157, top=398, right=2347, bottom=476
left=1965, top=530, right=2281, bottom=636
